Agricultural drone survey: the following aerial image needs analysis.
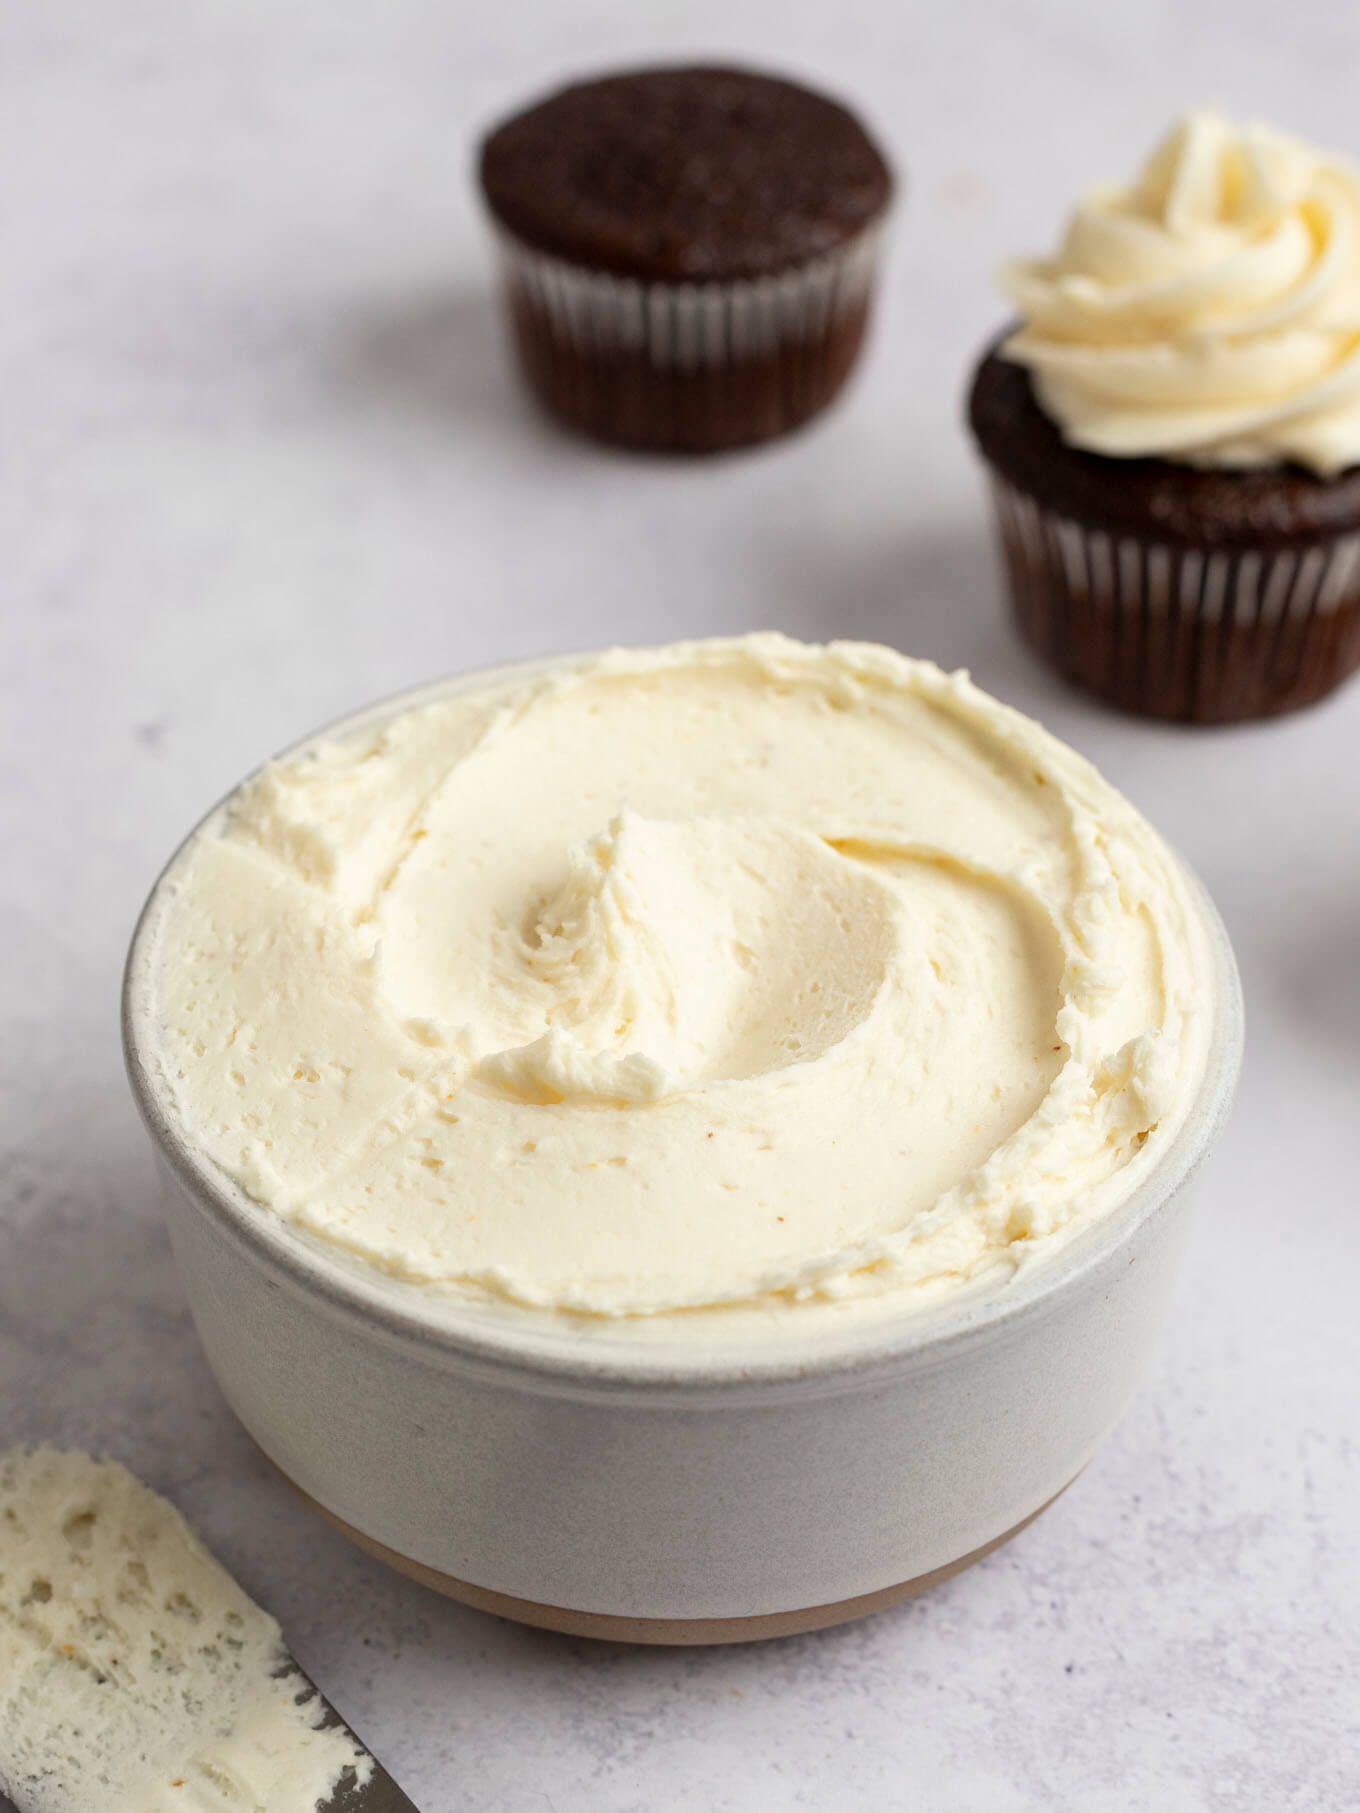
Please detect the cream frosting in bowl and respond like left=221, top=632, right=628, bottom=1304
left=130, top=635, right=1218, bottom=1352
left=122, top=636, right=1242, bottom=1635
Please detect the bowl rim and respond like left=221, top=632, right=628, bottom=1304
left=122, top=649, right=1245, bottom=1396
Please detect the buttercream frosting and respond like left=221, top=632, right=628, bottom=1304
left=0, top=1449, right=370, bottom=1811
left=150, top=636, right=1212, bottom=1334
left=1001, top=111, right=1360, bottom=475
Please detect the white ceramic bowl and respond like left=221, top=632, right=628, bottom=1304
left=123, top=659, right=1244, bottom=1645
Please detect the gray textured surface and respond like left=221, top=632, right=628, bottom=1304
left=2, top=2, right=1358, bottom=1809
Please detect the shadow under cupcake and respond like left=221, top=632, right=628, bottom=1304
left=968, top=111, right=1360, bottom=724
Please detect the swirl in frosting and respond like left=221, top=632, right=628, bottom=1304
left=153, top=637, right=1211, bottom=1334
left=1001, top=112, right=1360, bottom=476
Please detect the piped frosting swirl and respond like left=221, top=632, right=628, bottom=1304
left=1002, top=112, right=1360, bottom=476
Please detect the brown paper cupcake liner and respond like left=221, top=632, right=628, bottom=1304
left=494, top=224, right=885, bottom=453
left=987, top=473, right=1360, bottom=723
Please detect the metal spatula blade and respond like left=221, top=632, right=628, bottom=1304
left=321, top=1762, right=422, bottom=1813
left=0, top=1759, right=417, bottom=1813
left=0, top=1671, right=418, bottom=1812
left=289, top=1663, right=421, bottom=1812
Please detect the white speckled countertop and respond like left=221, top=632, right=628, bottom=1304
left=2, top=3, right=1358, bottom=1808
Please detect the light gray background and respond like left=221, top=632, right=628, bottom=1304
left=3, top=2, right=1358, bottom=1808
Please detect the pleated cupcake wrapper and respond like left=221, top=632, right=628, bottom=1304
left=987, top=472, right=1360, bottom=721
left=494, top=223, right=885, bottom=371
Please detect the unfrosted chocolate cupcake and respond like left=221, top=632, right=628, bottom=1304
left=479, top=66, right=893, bottom=453
left=969, top=112, right=1360, bottom=724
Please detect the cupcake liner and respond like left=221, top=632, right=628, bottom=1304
left=492, top=223, right=885, bottom=452
left=987, top=472, right=1360, bottom=723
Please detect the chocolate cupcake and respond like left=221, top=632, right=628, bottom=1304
left=968, top=112, right=1360, bottom=724
left=479, top=65, right=893, bottom=454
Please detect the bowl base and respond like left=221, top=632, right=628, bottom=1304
left=271, top=1459, right=1072, bottom=1645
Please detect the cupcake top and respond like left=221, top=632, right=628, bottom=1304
left=148, top=636, right=1212, bottom=1339
left=1000, top=112, right=1360, bottom=477
left=478, top=65, right=892, bottom=282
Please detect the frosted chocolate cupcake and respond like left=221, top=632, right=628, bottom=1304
left=479, top=66, right=893, bottom=453
left=969, top=113, right=1360, bottom=723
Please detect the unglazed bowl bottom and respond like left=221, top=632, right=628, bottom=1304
left=270, top=1453, right=1076, bottom=1646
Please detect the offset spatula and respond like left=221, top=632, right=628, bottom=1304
left=0, top=1670, right=418, bottom=1813
left=324, top=1773, right=421, bottom=1813
left=288, top=1663, right=421, bottom=1812
left=324, top=1777, right=420, bottom=1813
